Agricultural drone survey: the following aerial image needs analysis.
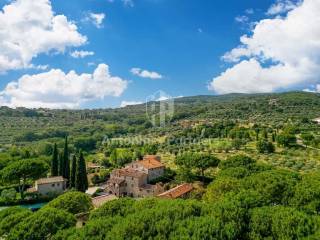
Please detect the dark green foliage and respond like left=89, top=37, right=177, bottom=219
left=43, top=191, right=92, bottom=214
left=74, top=137, right=96, bottom=152
left=58, top=152, right=64, bottom=177
left=243, top=170, right=300, bottom=205
left=249, top=206, right=316, bottom=240
left=290, top=171, right=320, bottom=214
left=63, top=136, right=70, bottom=182
left=51, top=143, right=58, bottom=176
left=276, top=133, right=297, bottom=147
left=75, top=152, right=88, bottom=192
left=7, top=207, right=76, bottom=240
left=0, top=207, right=32, bottom=237
left=256, top=140, right=275, bottom=154
left=70, top=155, right=77, bottom=188
left=0, top=159, right=48, bottom=199
left=176, top=152, right=220, bottom=181
left=219, top=155, right=256, bottom=170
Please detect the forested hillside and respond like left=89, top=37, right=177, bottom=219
left=2, top=91, right=320, bottom=239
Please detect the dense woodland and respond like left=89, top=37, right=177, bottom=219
left=2, top=91, right=320, bottom=239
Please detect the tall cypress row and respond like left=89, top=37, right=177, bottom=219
left=51, top=143, right=58, bottom=176
left=58, top=152, right=64, bottom=176
left=75, top=151, right=88, bottom=192
left=63, top=136, right=70, bottom=182
left=70, top=155, right=77, bottom=188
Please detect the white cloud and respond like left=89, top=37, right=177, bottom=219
left=0, top=0, right=86, bottom=73
left=130, top=68, right=163, bottom=79
left=107, top=0, right=134, bottom=7
left=210, top=0, right=320, bottom=94
left=267, top=0, right=301, bottom=15
left=70, top=50, right=94, bottom=58
left=122, top=0, right=134, bottom=7
left=0, top=64, right=128, bottom=109
left=235, top=15, right=249, bottom=23
left=87, top=13, right=105, bottom=28
left=120, top=101, right=142, bottom=107
left=245, top=8, right=254, bottom=15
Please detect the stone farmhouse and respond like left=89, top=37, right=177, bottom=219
left=27, top=176, right=67, bottom=196
left=105, top=155, right=165, bottom=198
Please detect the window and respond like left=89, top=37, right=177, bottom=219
left=51, top=183, right=55, bottom=187
left=57, top=183, right=60, bottom=187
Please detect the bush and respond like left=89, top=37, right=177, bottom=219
left=43, top=191, right=93, bottom=214
left=7, top=207, right=76, bottom=240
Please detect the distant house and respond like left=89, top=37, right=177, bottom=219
left=157, top=183, right=193, bottom=199
left=28, top=176, right=67, bottom=196
left=105, top=155, right=165, bottom=198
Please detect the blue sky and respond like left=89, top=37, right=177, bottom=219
left=0, top=0, right=317, bottom=109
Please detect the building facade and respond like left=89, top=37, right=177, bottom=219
left=105, top=155, right=165, bottom=198
left=34, top=176, right=67, bottom=196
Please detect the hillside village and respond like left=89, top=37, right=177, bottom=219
left=26, top=155, right=193, bottom=209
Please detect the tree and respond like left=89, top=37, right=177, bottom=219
left=51, top=143, right=59, bottom=176
left=58, top=152, right=64, bottom=177
left=63, top=136, right=70, bottom=183
left=276, top=133, right=297, bottom=147
left=0, top=207, right=32, bottom=237
left=176, top=152, right=220, bottom=182
left=256, top=140, right=275, bottom=154
left=249, top=206, right=316, bottom=240
left=70, top=155, right=77, bottom=188
left=0, top=188, right=16, bottom=203
left=0, top=159, right=48, bottom=199
left=43, top=191, right=92, bottom=214
left=75, top=151, right=88, bottom=192
left=7, top=208, right=76, bottom=240
left=219, top=155, right=256, bottom=170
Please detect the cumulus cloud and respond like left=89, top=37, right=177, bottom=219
left=122, top=0, right=134, bottom=7
left=120, top=101, right=142, bottom=107
left=0, top=64, right=128, bottom=109
left=209, top=0, right=320, bottom=94
left=87, top=13, right=105, bottom=28
left=130, top=68, right=163, bottom=79
left=70, top=50, right=94, bottom=58
left=267, top=0, right=302, bottom=15
left=0, top=0, right=86, bottom=73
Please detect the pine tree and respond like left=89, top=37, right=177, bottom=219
left=75, top=151, right=88, bottom=192
left=51, top=143, right=58, bottom=176
left=70, top=155, right=77, bottom=188
left=63, top=136, right=70, bottom=182
left=58, top=152, right=64, bottom=177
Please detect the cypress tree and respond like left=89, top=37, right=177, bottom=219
left=75, top=151, right=88, bottom=192
left=70, top=155, right=77, bottom=188
left=51, top=143, right=58, bottom=176
left=63, top=136, right=70, bottom=182
left=58, top=152, right=64, bottom=176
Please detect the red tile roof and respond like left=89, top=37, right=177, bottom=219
left=157, top=183, right=193, bottom=199
left=36, top=176, right=66, bottom=185
left=116, top=168, right=147, bottom=178
left=138, top=156, right=164, bottom=169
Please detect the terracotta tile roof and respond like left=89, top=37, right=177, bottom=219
left=36, top=176, right=66, bottom=185
left=92, top=194, right=118, bottom=208
left=138, top=156, right=164, bottom=170
left=107, top=177, right=125, bottom=185
left=157, top=183, right=193, bottom=199
left=117, top=168, right=147, bottom=178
